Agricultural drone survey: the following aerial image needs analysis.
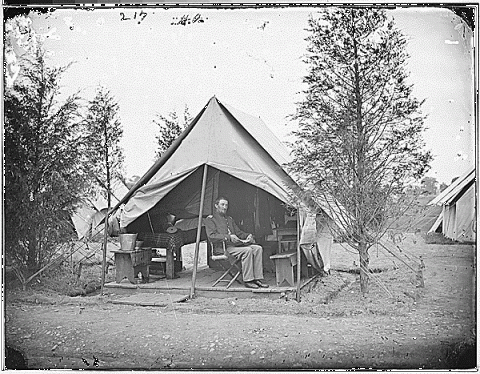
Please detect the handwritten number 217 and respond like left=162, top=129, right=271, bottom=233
left=120, top=11, right=147, bottom=23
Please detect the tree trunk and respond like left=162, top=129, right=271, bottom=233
left=26, top=234, right=38, bottom=273
left=359, top=243, right=370, bottom=296
left=353, top=15, right=369, bottom=298
left=76, top=262, right=83, bottom=282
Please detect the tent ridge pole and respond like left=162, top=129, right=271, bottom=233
left=190, top=164, right=209, bottom=299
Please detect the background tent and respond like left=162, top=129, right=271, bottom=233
left=118, top=96, right=302, bottom=240
left=428, top=168, right=476, bottom=242
left=71, top=178, right=129, bottom=240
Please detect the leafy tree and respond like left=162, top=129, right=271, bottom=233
left=421, top=176, right=438, bottom=195
left=4, top=47, right=86, bottom=272
left=153, top=105, right=192, bottom=160
left=289, top=8, right=432, bottom=294
left=82, top=88, right=125, bottom=288
left=82, top=87, right=125, bottom=206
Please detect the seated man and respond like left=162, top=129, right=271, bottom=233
left=205, top=197, right=269, bottom=289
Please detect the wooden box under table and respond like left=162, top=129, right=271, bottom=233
left=112, top=249, right=152, bottom=284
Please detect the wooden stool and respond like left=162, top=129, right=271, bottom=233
left=113, top=249, right=152, bottom=284
left=269, top=250, right=297, bottom=287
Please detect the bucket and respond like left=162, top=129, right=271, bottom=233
left=119, top=233, right=137, bottom=251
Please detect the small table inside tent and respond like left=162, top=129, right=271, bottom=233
left=139, top=232, right=184, bottom=279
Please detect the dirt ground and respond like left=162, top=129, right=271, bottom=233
left=4, top=233, right=476, bottom=370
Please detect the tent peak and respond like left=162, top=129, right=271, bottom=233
left=206, top=96, right=223, bottom=109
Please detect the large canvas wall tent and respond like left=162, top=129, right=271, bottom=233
left=117, top=96, right=307, bottom=237
left=428, top=168, right=476, bottom=243
left=112, top=97, right=338, bottom=285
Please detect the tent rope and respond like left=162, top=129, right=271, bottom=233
left=336, top=239, right=417, bottom=298
left=337, top=241, right=394, bottom=297
left=360, top=263, right=394, bottom=298
left=147, top=212, right=155, bottom=234
left=377, top=242, right=417, bottom=273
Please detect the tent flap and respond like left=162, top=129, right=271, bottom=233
left=121, top=167, right=198, bottom=227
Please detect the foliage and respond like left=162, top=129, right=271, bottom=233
left=4, top=47, right=86, bottom=272
left=153, top=105, right=192, bottom=160
left=288, top=8, right=432, bottom=294
left=421, top=176, right=438, bottom=194
left=82, top=87, right=125, bottom=205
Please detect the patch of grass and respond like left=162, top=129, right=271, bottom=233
left=424, top=232, right=458, bottom=245
left=316, top=266, right=419, bottom=315
left=7, top=262, right=115, bottom=297
left=337, top=267, right=390, bottom=275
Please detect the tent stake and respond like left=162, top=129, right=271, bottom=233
left=296, top=205, right=301, bottom=302
left=190, top=164, right=208, bottom=299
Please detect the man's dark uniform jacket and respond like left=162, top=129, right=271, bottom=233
left=205, top=212, right=249, bottom=255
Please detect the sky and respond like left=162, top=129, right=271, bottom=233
left=14, top=6, right=475, bottom=185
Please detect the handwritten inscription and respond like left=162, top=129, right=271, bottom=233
left=120, top=11, right=147, bottom=24
left=171, top=14, right=206, bottom=26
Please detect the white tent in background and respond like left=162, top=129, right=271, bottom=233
left=428, top=168, right=476, bottom=242
left=71, top=178, right=129, bottom=240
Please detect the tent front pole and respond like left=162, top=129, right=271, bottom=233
left=296, top=206, right=301, bottom=302
left=190, top=164, right=209, bottom=299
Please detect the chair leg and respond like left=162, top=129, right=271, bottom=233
left=226, top=270, right=241, bottom=288
left=228, top=261, right=243, bottom=287
left=212, top=268, right=232, bottom=287
left=212, top=259, right=242, bottom=288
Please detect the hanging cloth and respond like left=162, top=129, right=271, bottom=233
left=299, top=209, right=333, bottom=273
